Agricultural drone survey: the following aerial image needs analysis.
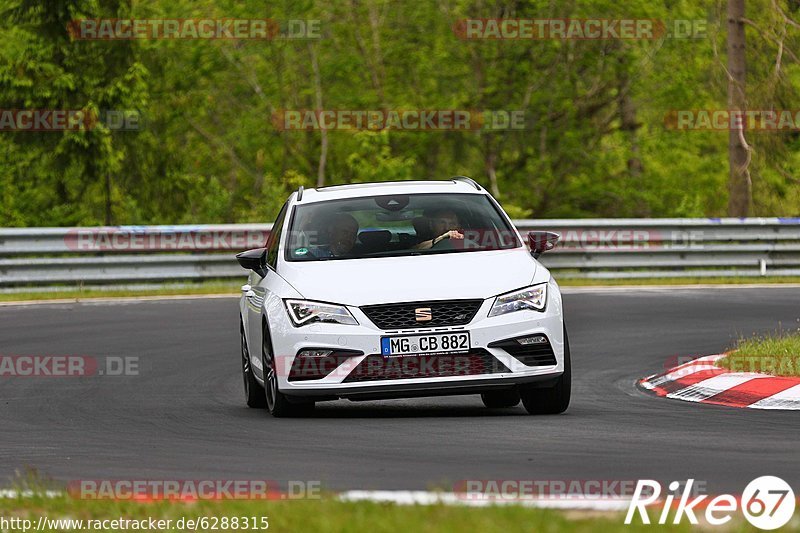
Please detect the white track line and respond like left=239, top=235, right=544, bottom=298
left=1, top=489, right=632, bottom=511
left=337, top=490, right=632, bottom=511
left=561, top=284, right=800, bottom=293
left=0, top=490, right=61, bottom=498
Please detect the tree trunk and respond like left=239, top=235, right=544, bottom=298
left=727, top=0, right=751, bottom=216
left=485, top=141, right=500, bottom=198
left=310, top=44, right=328, bottom=188
left=104, top=173, right=112, bottom=225
left=617, top=57, right=646, bottom=216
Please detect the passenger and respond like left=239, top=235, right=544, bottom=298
left=414, top=209, right=464, bottom=250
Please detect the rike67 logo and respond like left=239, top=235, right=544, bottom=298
left=625, top=477, right=795, bottom=529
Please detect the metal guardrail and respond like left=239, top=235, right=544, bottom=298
left=1, top=219, right=800, bottom=286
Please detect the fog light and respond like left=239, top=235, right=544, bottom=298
left=289, top=349, right=363, bottom=382
left=517, top=335, right=548, bottom=345
left=298, top=349, right=334, bottom=358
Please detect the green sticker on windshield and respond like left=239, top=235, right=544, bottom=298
left=295, top=247, right=308, bottom=256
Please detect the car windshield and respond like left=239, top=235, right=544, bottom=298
left=285, top=193, right=520, bottom=261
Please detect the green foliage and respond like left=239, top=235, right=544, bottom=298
left=346, top=131, right=416, bottom=182
left=0, top=0, right=799, bottom=226
left=718, top=328, right=800, bottom=376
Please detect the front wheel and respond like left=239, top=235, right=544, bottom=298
left=262, top=322, right=315, bottom=417
left=520, top=326, right=571, bottom=415
left=241, top=321, right=266, bottom=408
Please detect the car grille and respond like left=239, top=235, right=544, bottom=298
left=489, top=335, right=557, bottom=366
left=342, top=349, right=510, bottom=382
left=360, top=299, right=483, bottom=330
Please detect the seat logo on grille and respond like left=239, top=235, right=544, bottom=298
left=414, top=307, right=432, bottom=322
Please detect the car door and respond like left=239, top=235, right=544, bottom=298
left=247, top=202, right=288, bottom=382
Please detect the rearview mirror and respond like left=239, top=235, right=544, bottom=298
left=527, top=231, right=560, bottom=259
left=236, top=248, right=268, bottom=278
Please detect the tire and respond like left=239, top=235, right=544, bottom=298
left=480, top=389, right=520, bottom=408
left=241, top=321, right=266, bottom=408
left=520, top=326, right=571, bottom=415
left=261, top=321, right=315, bottom=417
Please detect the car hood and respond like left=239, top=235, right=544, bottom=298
left=278, top=248, right=537, bottom=306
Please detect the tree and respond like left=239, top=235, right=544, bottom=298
left=0, top=0, right=148, bottom=225
left=727, top=0, right=751, bottom=216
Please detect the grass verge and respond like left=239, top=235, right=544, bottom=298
left=3, top=276, right=800, bottom=303
left=0, top=282, right=240, bottom=302
left=558, top=275, right=800, bottom=286
left=717, top=330, right=800, bottom=377
left=0, top=492, right=735, bottom=533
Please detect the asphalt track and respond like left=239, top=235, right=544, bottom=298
left=1, top=287, right=798, bottom=495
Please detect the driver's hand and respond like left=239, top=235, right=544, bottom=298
left=432, top=230, right=464, bottom=246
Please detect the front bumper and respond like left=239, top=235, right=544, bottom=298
left=268, top=279, right=565, bottom=399
left=284, top=373, right=563, bottom=401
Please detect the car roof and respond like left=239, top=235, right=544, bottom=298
left=295, top=179, right=485, bottom=204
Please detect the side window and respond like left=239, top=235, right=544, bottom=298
left=265, top=203, right=289, bottom=270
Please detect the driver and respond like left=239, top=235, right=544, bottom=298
left=321, top=213, right=359, bottom=257
left=414, top=209, right=464, bottom=250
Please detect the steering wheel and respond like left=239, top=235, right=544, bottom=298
left=431, top=235, right=456, bottom=250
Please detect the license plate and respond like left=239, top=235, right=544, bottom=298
left=380, top=332, right=470, bottom=356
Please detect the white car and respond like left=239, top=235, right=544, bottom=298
left=237, top=178, right=569, bottom=417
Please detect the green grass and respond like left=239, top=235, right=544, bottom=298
left=0, top=282, right=239, bottom=302
left=717, top=330, right=800, bottom=377
left=3, top=276, right=800, bottom=303
left=0, top=492, right=754, bottom=532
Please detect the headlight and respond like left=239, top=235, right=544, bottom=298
left=285, top=300, right=358, bottom=326
left=488, top=284, right=547, bottom=317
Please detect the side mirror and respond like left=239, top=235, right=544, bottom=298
left=527, top=231, right=560, bottom=259
left=236, top=248, right=268, bottom=278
